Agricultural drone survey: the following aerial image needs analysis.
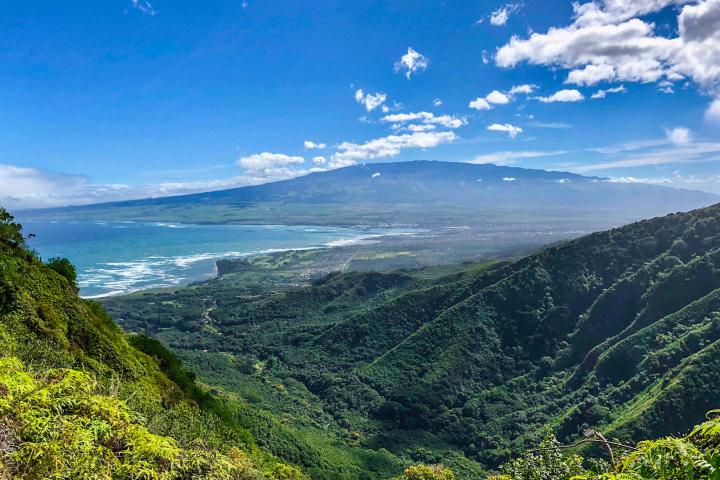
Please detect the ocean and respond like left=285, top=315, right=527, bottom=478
left=22, top=220, right=392, bottom=298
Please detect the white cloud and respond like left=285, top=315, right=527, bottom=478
left=469, top=150, right=567, bottom=165
left=355, top=89, right=388, bottom=112
left=470, top=86, right=535, bottom=111
left=486, top=90, right=511, bottom=104
left=706, top=98, right=720, bottom=122
left=537, top=89, right=585, bottom=103
left=490, top=4, right=521, bottom=26
left=381, top=111, right=466, bottom=129
left=665, top=127, right=693, bottom=144
left=394, top=47, right=430, bottom=79
left=237, top=152, right=306, bottom=178
left=502, top=177, right=517, bottom=181
left=495, top=0, right=720, bottom=93
left=130, top=0, right=156, bottom=15
left=528, top=121, right=573, bottom=129
left=469, top=97, right=492, bottom=110
left=333, top=131, right=458, bottom=165
left=371, top=172, right=381, bottom=178
left=0, top=163, right=315, bottom=209
left=588, top=138, right=669, bottom=154
left=566, top=64, right=617, bottom=86
left=591, top=84, right=628, bottom=98
left=658, top=80, right=675, bottom=94
left=406, top=124, right=438, bottom=132
left=487, top=123, right=523, bottom=138
left=304, top=140, right=327, bottom=150
left=433, top=98, right=443, bottom=107
left=312, top=156, right=327, bottom=165
left=607, top=176, right=672, bottom=184
left=572, top=141, right=720, bottom=172
left=509, top=84, right=538, bottom=95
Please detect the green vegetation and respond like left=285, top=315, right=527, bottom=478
left=7, top=199, right=720, bottom=478
left=0, top=356, right=264, bottom=479
left=105, top=203, right=720, bottom=478
left=0, top=207, right=372, bottom=479
left=486, top=410, right=720, bottom=479
left=44, top=256, right=78, bottom=292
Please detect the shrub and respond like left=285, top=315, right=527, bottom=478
left=0, top=356, right=264, bottom=480
left=401, top=463, right=456, bottom=480
left=45, top=257, right=78, bottom=292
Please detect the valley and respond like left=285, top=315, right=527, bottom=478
left=102, top=202, right=720, bottom=479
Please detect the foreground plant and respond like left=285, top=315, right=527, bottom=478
left=0, top=356, right=264, bottom=479
left=488, top=410, right=720, bottom=480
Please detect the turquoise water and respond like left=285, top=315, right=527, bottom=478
left=23, top=220, right=392, bottom=298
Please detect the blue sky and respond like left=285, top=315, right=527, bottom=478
left=1, top=0, right=720, bottom=207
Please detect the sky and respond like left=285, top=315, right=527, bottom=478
left=2, top=0, right=720, bottom=208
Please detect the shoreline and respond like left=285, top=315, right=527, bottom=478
left=77, top=226, right=416, bottom=299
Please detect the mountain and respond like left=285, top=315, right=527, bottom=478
left=24, top=161, right=719, bottom=227
left=104, top=201, right=720, bottom=478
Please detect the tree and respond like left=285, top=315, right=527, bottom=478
left=0, top=207, right=25, bottom=248
left=401, top=464, right=456, bottom=480
left=266, top=464, right=310, bottom=480
left=45, top=257, right=78, bottom=292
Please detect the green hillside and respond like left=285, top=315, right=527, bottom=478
left=104, top=203, right=720, bottom=478
left=6, top=201, right=720, bottom=479
left=0, top=208, right=418, bottom=479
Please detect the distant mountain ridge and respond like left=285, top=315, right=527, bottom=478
left=24, top=161, right=719, bottom=227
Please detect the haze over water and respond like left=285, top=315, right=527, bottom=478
left=23, top=220, right=391, bottom=297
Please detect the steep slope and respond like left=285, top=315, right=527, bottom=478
left=104, top=202, right=720, bottom=476
left=24, top=161, right=718, bottom=227
left=0, top=210, right=320, bottom=479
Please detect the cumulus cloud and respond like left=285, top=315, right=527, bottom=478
left=490, top=3, right=522, bottom=26
left=486, top=90, right=511, bottom=104
left=591, top=84, right=628, bottom=99
left=405, top=124, right=438, bottom=132
left=355, top=89, right=388, bottom=112
left=665, top=127, right=693, bottom=144
left=237, top=152, right=306, bottom=178
left=706, top=98, right=720, bottom=122
left=332, top=131, right=458, bottom=165
left=433, top=98, right=443, bottom=107
left=394, top=47, right=430, bottom=79
left=509, top=84, right=538, bottom=95
left=312, top=156, right=327, bottom=165
left=469, top=97, right=492, bottom=110
left=537, top=89, right=585, bottom=103
left=469, top=150, right=567, bottom=165
left=381, top=111, right=466, bottom=129
left=469, top=85, right=535, bottom=111
left=487, top=123, right=523, bottom=138
left=303, top=140, right=326, bottom=150
left=495, top=0, right=720, bottom=93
